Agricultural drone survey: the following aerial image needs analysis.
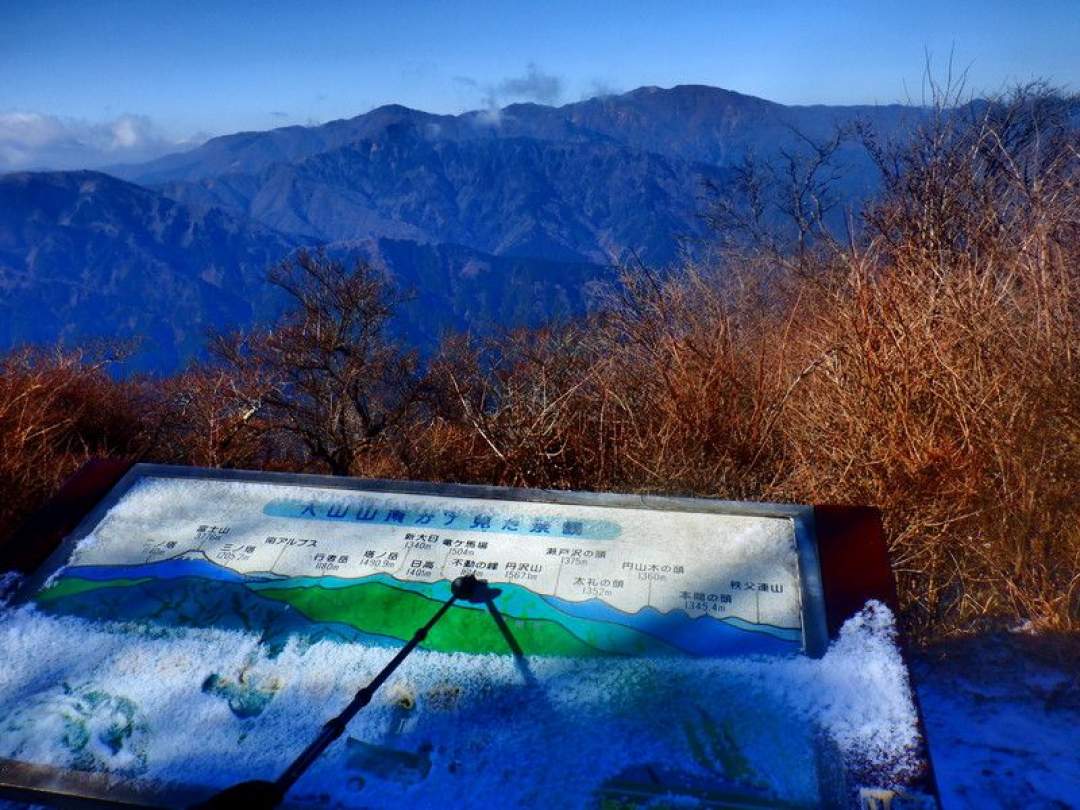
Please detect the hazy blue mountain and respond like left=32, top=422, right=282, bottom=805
left=157, top=127, right=731, bottom=264
left=3, top=85, right=924, bottom=370
left=0, top=171, right=298, bottom=370
left=126, top=85, right=913, bottom=267
left=106, top=105, right=460, bottom=185
left=332, top=238, right=614, bottom=350
left=0, top=171, right=613, bottom=369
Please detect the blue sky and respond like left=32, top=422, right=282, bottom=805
left=2, top=0, right=1078, bottom=169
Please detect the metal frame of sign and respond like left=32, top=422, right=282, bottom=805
left=0, top=460, right=934, bottom=808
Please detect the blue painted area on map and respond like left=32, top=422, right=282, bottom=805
left=262, top=498, right=621, bottom=540
left=541, top=595, right=801, bottom=656
left=59, top=557, right=253, bottom=583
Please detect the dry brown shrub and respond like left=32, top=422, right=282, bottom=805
left=410, top=262, right=801, bottom=498
left=587, top=263, right=801, bottom=498
left=780, top=87, right=1080, bottom=637
left=0, top=346, right=148, bottom=537
left=410, top=326, right=603, bottom=488
left=147, top=365, right=295, bottom=471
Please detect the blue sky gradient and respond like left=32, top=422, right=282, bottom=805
left=1, top=0, right=1077, bottom=168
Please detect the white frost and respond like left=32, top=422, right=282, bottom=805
left=0, top=599, right=922, bottom=806
left=0, top=572, right=21, bottom=608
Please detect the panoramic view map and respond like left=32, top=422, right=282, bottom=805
left=35, top=474, right=805, bottom=658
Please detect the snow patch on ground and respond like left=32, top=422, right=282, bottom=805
left=912, top=634, right=1080, bottom=809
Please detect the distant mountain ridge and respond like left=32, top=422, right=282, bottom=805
left=109, top=85, right=915, bottom=184
left=2, top=85, right=923, bottom=370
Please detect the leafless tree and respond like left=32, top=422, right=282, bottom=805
left=212, top=250, right=419, bottom=476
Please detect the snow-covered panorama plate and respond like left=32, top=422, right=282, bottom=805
left=0, top=465, right=932, bottom=808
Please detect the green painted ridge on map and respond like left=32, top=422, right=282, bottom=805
left=249, top=573, right=797, bottom=641
left=35, top=577, right=153, bottom=603
left=251, top=575, right=676, bottom=656
left=255, top=580, right=616, bottom=656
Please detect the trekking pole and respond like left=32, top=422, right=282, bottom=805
left=194, top=574, right=490, bottom=809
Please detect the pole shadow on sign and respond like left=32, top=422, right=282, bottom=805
left=192, top=574, right=534, bottom=810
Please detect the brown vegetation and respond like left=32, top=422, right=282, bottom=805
left=0, top=346, right=149, bottom=533
left=208, top=251, right=420, bottom=477
left=0, top=85, right=1076, bottom=642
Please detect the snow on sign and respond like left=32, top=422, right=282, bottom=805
left=0, top=464, right=936, bottom=808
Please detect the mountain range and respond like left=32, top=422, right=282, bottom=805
left=0, top=85, right=921, bottom=370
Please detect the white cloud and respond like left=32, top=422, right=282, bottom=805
left=455, top=64, right=565, bottom=118
left=0, top=112, right=207, bottom=172
left=495, top=63, right=563, bottom=106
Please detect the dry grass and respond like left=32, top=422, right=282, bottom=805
left=779, top=87, right=1080, bottom=636
left=0, top=347, right=148, bottom=533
